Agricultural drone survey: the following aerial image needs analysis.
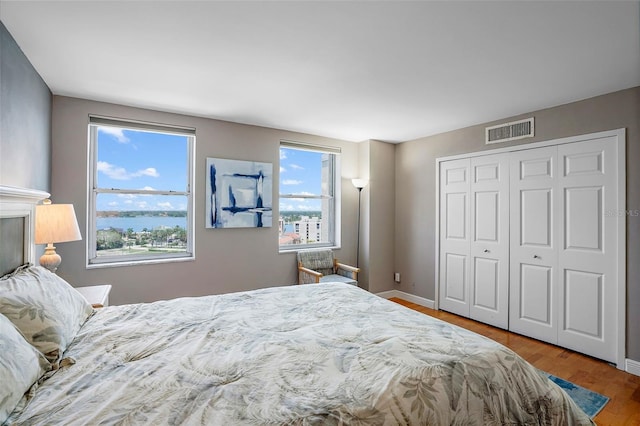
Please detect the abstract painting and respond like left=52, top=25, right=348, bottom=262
left=205, top=158, right=273, bottom=228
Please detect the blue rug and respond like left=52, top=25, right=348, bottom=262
left=543, top=372, right=609, bottom=418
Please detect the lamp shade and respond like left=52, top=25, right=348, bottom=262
left=352, top=178, right=368, bottom=189
left=35, top=201, right=82, bottom=244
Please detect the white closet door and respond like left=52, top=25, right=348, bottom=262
left=557, top=138, right=618, bottom=363
left=509, top=147, right=559, bottom=344
left=469, top=154, right=509, bottom=329
left=439, top=159, right=471, bottom=317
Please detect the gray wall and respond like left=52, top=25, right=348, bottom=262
left=395, top=86, right=640, bottom=361
left=353, top=139, right=396, bottom=294
left=368, top=140, right=396, bottom=294
left=51, top=96, right=362, bottom=305
left=356, top=140, right=370, bottom=288
left=0, top=21, right=51, bottom=192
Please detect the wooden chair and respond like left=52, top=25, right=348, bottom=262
left=297, top=249, right=359, bottom=286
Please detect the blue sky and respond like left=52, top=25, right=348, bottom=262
left=96, top=126, right=188, bottom=211
left=279, top=147, right=323, bottom=211
left=97, top=127, right=323, bottom=212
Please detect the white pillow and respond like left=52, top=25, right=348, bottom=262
left=0, top=266, right=94, bottom=363
left=0, top=314, right=51, bottom=423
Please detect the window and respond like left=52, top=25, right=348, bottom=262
left=279, top=141, right=340, bottom=250
left=88, top=116, right=195, bottom=266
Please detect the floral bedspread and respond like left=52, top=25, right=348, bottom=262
left=9, top=283, right=593, bottom=425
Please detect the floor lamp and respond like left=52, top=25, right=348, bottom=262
left=352, top=179, right=368, bottom=268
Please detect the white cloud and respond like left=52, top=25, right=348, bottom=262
left=138, top=168, right=159, bottom=178
left=295, top=201, right=316, bottom=210
left=98, top=126, right=130, bottom=143
left=279, top=150, right=287, bottom=160
left=280, top=200, right=320, bottom=211
left=107, top=201, right=119, bottom=207
left=280, top=202, right=295, bottom=210
left=280, top=166, right=286, bottom=173
left=97, top=161, right=127, bottom=179
left=97, top=161, right=159, bottom=180
left=290, top=164, right=304, bottom=170
left=282, top=179, right=303, bottom=185
left=117, top=193, right=137, bottom=199
left=157, top=202, right=173, bottom=209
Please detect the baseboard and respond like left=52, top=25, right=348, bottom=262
left=626, top=358, right=640, bottom=376
left=375, top=289, right=435, bottom=310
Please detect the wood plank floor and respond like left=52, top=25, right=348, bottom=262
left=389, top=298, right=640, bottom=425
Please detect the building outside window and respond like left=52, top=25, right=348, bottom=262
left=279, top=141, right=340, bottom=250
left=87, top=116, right=195, bottom=267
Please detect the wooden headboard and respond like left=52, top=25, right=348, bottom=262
left=0, top=185, right=50, bottom=276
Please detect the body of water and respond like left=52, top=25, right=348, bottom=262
left=97, top=216, right=187, bottom=232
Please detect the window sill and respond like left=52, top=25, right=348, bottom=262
left=87, top=254, right=195, bottom=269
left=279, top=244, right=341, bottom=255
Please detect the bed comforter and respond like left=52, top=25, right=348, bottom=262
left=8, top=283, right=593, bottom=425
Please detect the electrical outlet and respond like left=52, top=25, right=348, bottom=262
left=394, top=272, right=401, bottom=283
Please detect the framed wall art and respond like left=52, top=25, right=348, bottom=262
left=205, top=158, right=273, bottom=228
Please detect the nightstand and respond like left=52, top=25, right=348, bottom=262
left=76, top=285, right=112, bottom=308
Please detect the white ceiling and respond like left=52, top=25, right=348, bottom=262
left=2, top=1, right=639, bottom=143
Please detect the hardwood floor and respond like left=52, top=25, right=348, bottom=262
left=389, top=298, right=640, bottom=425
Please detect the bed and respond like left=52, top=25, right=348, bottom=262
left=0, top=186, right=594, bottom=425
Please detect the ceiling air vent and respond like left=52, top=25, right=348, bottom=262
left=485, top=117, right=534, bottom=144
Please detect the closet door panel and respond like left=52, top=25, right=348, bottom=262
left=443, top=254, right=467, bottom=302
left=439, top=159, right=471, bottom=317
left=564, top=187, right=602, bottom=251
left=518, top=263, right=552, bottom=325
left=473, top=258, right=499, bottom=309
left=563, top=269, right=602, bottom=337
left=509, top=147, right=559, bottom=344
left=475, top=192, right=498, bottom=241
left=520, top=189, right=552, bottom=247
left=557, top=138, right=618, bottom=363
left=469, top=154, right=509, bottom=329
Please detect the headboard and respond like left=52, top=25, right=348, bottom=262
left=0, top=185, right=50, bottom=276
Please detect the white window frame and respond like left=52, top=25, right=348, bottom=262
left=87, top=116, right=195, bottom=268
left=279, top=140, right=341, bottom=252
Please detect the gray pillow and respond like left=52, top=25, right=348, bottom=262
left=0, top=266, right=94, bottom=363
left=0, top=313, right=51, bottom=423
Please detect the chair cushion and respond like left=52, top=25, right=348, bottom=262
left=297, top=250, right=334, bottom=273
left=319, top=275, right=357, bottom=286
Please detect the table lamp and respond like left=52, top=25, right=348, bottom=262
left=35, top=199, right=82, bottom=273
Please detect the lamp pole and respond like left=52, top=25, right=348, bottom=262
left=356, top=186, right=363, bottom=268
left=352, top=178, right=368, bottom=269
